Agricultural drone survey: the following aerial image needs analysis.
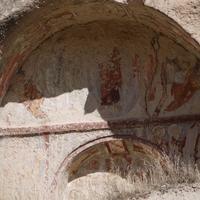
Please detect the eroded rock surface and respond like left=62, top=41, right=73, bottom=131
left=0, top=0, right=200, bottom=199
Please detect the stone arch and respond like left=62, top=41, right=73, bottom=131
left=1, top=0, right=200, bottom=131
left=1, top=1, right=200, bottom=199
left=50, top=135, right=163, bottom=199
left=1, top=0, right=200, bottom=100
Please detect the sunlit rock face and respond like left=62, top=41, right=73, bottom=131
left=0, top=0, right=200, bottom=199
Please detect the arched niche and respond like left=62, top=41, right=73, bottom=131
left=1, top=18, right=200, bottom=128
left=0, top=0, right=200, bottom=131
left=0, top=1, right=200, bottom=199
left=50, top=135, right=162, bottom=199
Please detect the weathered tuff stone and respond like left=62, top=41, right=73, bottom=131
left=0, top=0, right=200, bottom=199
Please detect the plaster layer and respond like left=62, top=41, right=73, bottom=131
left=1, top=123, right=200, bottom=199
left=1, top=0, right=200, bottom=106
left=0, top=1, right=200, bottom=199
left=1, top=20, right=200, bottom=128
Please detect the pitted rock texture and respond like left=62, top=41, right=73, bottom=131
left=145, top=0, right=200, bottom=44
left=0, top=0, right=40, bottom=24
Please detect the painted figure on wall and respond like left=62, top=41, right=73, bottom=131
left=99, top=47, right=122, bottom=106
left=2, top=71, right=46, bottom=119
left=168, top=124, right=185, bottom=156
left=144, top=37, right=158, bottom=102
left=152, top=126, right=165, bottom=146
left=153, top=52, right=200, bottom=117
left=2, top=26, right=200, bottom=127
left=165, top=68, right=200, bottom=111
left=23, top=81, right=46, bottom=118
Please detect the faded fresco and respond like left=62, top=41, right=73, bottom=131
left=1, top=1, right=200, bottom=199
left=100, top=47, right=122, bottom=106
left=1, top=22, right=200, bottom=128
left=1, top=15, right=200, bottom=200
left=1, top=125, right=200, bottom=199
left=51, top=124, right=200, bottom=199
left=65, top=140, right=154, bottom=199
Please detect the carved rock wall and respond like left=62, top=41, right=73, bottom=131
left=0, top=0, right=200, bottom=199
